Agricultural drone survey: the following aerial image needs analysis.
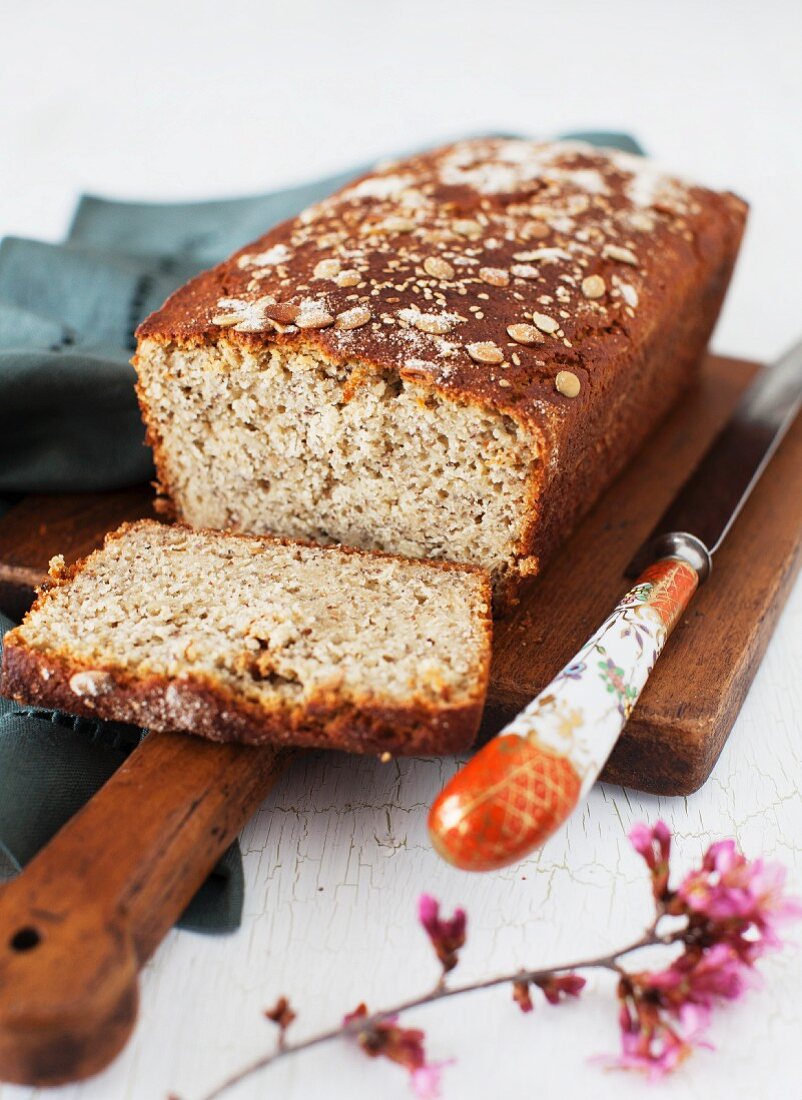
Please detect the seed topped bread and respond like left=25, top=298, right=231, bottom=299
left=135, top=138, right=747, bottom=610
left=0, top=521, right=492, bottom=755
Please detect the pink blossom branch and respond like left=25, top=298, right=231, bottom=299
left=193, top=926, right=663, bottom=1100
left=179, top=824, right=800, bottom=1100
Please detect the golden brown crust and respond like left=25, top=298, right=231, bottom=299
left=136, top=138, right=746, bottom=408
left=0, top=642, right=485, bottom=755
left=135, top=139, right=748, bottom=610
left=0, top=521, right=492, bottom=756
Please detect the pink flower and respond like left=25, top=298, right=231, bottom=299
left=655, top=946, right=748, bottom=1007
left=264, top=995, right=296, bottom=1031
left=343, top=1002, right=371, bottom=1029
left=629, top=820, right=672, bottom=900
left=418, top=894, right=467, bottom=973
left=512, top=972, right=584, bottom=1012
left=604, top=998, right=695, bottom=1081
left=677, top=1002, right=714, bottom=1047
left=644, top=943, right=751, bottom=1010
left=410, top=1061, right=453, bottom=1099
left=629, top=819, right=671, bottom=863
left=678, top=840, right=802, bottom=958
left=705, top=839, right=740, bottom=874
left=535, top=973, right=586, bottom=1005
left=344, top=1003, right=453, bottom=1098
left=747, top=858, right=802, bottom=930
left=512, top=979, right=534, bottom=1013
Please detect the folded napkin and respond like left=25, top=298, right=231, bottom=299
left=0, top=130, right=643, bottom=931
left=0, top=612, right=243, bottom=931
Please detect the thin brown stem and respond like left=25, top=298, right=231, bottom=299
left=194, top=927, right=665, bottom=1100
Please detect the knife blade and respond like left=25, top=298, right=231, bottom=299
left=428, top=339, right=802, bottom=872
left=626, top=338, right=802, bottom=578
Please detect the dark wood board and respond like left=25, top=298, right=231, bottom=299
left=1, top=354, right=800, bottom=796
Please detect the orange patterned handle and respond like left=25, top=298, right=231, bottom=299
left=429, top=557, right=699, bottom=871
left=429, top=735, right=583, bottom=872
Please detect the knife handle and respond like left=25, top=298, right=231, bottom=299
left=428, top=557, right=699, bottom=872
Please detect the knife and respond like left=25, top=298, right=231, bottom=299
left=428, top=339, right=802, bottom=871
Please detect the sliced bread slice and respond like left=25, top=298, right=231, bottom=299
left=0, top=521, right=492, bottom=755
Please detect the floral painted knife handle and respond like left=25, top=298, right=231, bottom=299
left=429, top=557, right=700, bottom=871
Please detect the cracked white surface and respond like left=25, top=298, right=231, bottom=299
left=2, top=2, right=802, bottom=1096
left=2, top=588, right=799, bottom=1100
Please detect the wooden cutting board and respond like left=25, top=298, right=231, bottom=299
left=1, top=353, right=801, bottom=796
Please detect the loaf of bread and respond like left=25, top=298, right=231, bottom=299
left=0, top=521, right=492, bottom=755
left=135, top=139, right=747, bottom=610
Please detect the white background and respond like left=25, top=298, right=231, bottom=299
left=1, top=2, right=801, bottom=1098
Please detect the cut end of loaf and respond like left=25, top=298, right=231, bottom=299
left=135, top=337, right=542, bottom=611
left=0, top=521, right=492, bottom=755
left=133, top=138, right=748, bottom=612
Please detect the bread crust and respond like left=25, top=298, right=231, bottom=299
left=0, top=521, right=492, bottom=756
left=134, top=139, right=748, bottom=610
left=0, top=642, right=485, bottom=755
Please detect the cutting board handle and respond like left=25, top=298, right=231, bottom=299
left=0, top=730, right=287, bottom=1086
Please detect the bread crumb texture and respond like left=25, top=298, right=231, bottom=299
left=2, top=522, right=491, bottom=754
left=136, top=139, right=747, bottom=608
left=137, top=343, right=534, bottom=587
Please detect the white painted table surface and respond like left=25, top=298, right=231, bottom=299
left=2, top=1, right=801, bottom=1097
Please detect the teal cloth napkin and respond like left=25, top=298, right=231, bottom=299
left=0, top=130, right=643, bottom=930
left=0, top=612, right=243, bottom=932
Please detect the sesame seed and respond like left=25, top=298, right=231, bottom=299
left=263, top=302, right=300, bottom=324
left=399, top=309, right=456, bottom=335
left=335, top=306, right=371, bottom=330
left=479, top=267, right=509, bottom=287
left=602, top=244, right=638, bottom=265
left=453, top=219, right=483, bottom=239
left=423, top=256, right=455, bottom=280
left=581, top=274, right=606, bottom=299
left=383, top=216, right=415, bottom=233
left=629, top=212, right=655, bottom=232
left=337, top=269, right=361, bottom=287
left=619, top=283, right=639, bottom=308
left=523, top=221, right=551, bottom=240
left=313, top=258, right=341, bottom=280
left=467, top=341, right=504, bottom=364
left=510, top=264, right=540, bottom=280
left=295, top=300, right=335, bottom=329
left=512, top=248, right=571, bottom=263
left=532, top=312, right=559, bottom=334
left=507, top=323, right=544, bottom=346
left=555, top=370, right=581, bottom=398
left=296, top=312, right=335, bottom=330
